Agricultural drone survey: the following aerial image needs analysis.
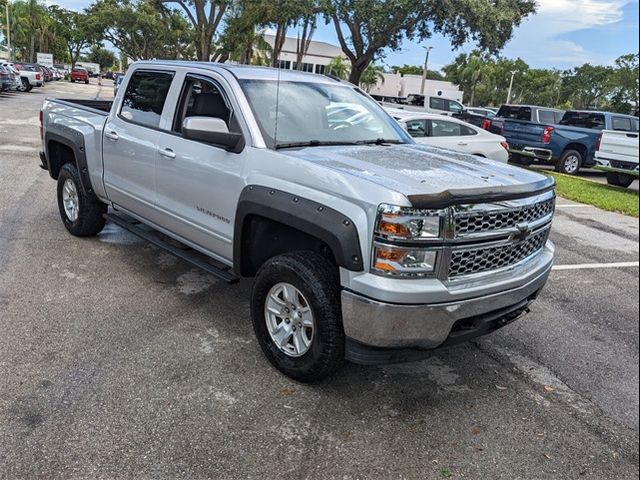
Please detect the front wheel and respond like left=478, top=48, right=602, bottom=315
left=57, top=163, right=107, bottom=236
left=556, top=149, right=582, bottom=175
left=251, top=252, right=345, bottom=382
left=606, top=172, right=635, bottom=188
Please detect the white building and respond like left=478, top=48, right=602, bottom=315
left=262, top=34, right=346, bottom=74
left=369, top=73, right=463, bottom=102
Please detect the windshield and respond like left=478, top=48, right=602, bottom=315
left=239, top=79, right=410, bottom=149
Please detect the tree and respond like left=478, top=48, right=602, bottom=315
left=359, top=64, right=384, bottom=92
left=91, top=0, right=194, bottom=61
left=162, top=0, right=229, bottom=61
left=610, top=53, right=639, bottom=113
left=85, top=45, right=116, bottom=71
left=322, top=0, right=536, bottom=84
left=561, top=64, right=614, bottom=109
left=49, top=8, right=98, bottom=67
left=326, top=55, right=349, bottom=79
left=391, top=64, right=444, bottom=80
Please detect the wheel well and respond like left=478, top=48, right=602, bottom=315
left=563, top=143, right=588, bottom=164
left=47, top=140, right=76, bottom=179
left=239, top=215, right=336, bottom=277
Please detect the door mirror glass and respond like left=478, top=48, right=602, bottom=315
left=182, top=116, right=244, bottom=152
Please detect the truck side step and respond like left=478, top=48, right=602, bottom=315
left=104, top=213, right=240, bottom=284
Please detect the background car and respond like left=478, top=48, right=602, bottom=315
left=388, top=109, right=510, bottom=162
left=70, top=67, right=90, bottom=84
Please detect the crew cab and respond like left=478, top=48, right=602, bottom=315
left=39, top=61, right=556, bottom=382
left=405, top=94, right=465, bottom=116
left=70, top=67, right=90, bottom=84
left=594, top=129, right=639, bottom=188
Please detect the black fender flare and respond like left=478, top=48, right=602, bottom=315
left=44, top=130, right=94, bottom=195
left=233, top=185, right=364, bottom=274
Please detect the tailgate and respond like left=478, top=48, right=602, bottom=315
left=597, top=131, right=640, bottom=164
left=501, top=120, right=544, bottom=149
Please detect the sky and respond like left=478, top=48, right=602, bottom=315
left=47, top=0, right=640, bottom=72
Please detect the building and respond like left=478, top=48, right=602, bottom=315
left=368, top=73, right=463, bottom=102
left=262, top=34, right=346, bottom=74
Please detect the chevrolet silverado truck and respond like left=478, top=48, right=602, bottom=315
left=594, top=129, right=639, bottom=188
left=39, top=61, right=556, bottom=382
left=486, top=108, right=639, bottom=175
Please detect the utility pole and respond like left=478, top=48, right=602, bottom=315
left=420, top=46, right=433, bottom=95
left=506, top=70, right=517, bottom=104
left=5, top=0, right=11, bottom=61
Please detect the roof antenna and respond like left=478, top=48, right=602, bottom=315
left=274, top=61, right=281, bottom=148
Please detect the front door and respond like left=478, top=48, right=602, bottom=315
left=103, top=69, right=175, bottom=222
left=154, top=73, right=246, bottom=263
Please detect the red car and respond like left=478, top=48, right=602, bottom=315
left=70, top=67, right=89, bottom=84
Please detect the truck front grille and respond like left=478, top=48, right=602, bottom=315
left=454, top=197, right=555, bottom=238
left=449, top=228, right=549, bottom=278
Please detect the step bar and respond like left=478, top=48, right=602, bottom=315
left=104, top=213, right=240, bottom=284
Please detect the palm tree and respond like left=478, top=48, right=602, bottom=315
left=326, top=56, right=349, bottom=80
left=359, top=64, right=385, bottom=92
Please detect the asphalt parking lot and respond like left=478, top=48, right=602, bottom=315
left=1, top=81, right=638, bottom=479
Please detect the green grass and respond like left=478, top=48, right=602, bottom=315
left=544, top=171, right=639, bottom=217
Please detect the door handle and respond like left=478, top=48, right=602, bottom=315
left=158, top=148, right=176, bottom=159
left=105, top=131, right=119, bottom=141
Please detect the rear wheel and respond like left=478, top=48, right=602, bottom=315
left=56, top=163, right=107, bottom=236
left=251, top=251, right=345, bottom=382
left=606, top=172, right=635, bottom=188
left=556, top=149, right=582, bottom=175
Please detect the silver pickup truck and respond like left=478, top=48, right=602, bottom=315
left=39, top=61, right=556, bottom=382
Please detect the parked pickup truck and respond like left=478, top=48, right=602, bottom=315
left=594, top=129, right=639, bottom=188
left=486, top=107, right=639, bottom=175
left=39, top=61, right=556, bottom=382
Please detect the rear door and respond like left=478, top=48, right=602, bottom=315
left=153, top=72, right=247, bottom=262
left=102, top=69, right=175, bottom=221
left=424, top=118, right=478, bottom=154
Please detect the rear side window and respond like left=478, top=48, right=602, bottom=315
left=429, top=119, right=475, bottom=137
left=120, top=70, right=174, bottom=129
left=497, top=106, right=532, bottom=121
left=612, top=117, right=632, bottom=132
left=559, top=111, right=605, bottom=130
left=538, top=109, right=556, bottom=124
left=429, top=97, right=445, bottom=111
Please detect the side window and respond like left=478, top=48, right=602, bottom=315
left=405, top=119, right=426, bottom=137
left=447, top=100, right=463, bottom=113
left=120, top=70, right=174, bottom=128
left=430, top=120, right=463, bottom=137
left=634, top=119, right=639, bottom=132
left=173, top=75, right=232, bottom=134
left=612, top=117, right=632, bottom=132
left=460, top=125, right=478, bottom=136
left=429, top=97, right=445, bottom=111
left=554, top=111, right=564, bottom=123
left=538, top=109, right=556, bottom=124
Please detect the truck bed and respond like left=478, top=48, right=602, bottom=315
left=53, top=98, right=113, bottom=114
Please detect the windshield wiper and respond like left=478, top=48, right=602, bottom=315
left=275, top=139, right=404, bottom=149
left=275, top=140, right=361, bottom=149
left=354, top=138, right=404, bottom=145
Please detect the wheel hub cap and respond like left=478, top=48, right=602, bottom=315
left=62, top=178, right=79, bottom=222
left=565, top=155, right=579, bottom=173
left=265, top=282, right=314, bottom=357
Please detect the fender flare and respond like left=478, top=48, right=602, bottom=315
left=44, top=130, right=94, bottom=195
left=233, top=185, right=364, bottom=274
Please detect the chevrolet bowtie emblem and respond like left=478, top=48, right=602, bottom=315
left=511, top=223, right=532, bottom=243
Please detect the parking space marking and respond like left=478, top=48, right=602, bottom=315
left=553, top=261, right=639, bottom=271
left=555, top=204, right=590, bottom=208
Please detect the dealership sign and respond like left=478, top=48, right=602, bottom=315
left=36, top=53, right=54, bottom=67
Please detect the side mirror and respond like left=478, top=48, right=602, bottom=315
left=182, top=116, right=244, bottom=153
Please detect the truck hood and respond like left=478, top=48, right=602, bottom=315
left=281, top=143, right=554, bottom=207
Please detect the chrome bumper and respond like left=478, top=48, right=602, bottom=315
left=341, top=260, right=552, bottom=349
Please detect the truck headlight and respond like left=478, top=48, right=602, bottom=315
left=375, top=204, right=442, bottom=241
left=372, top=243, right=438, bottom=276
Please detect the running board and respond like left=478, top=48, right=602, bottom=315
left=104, top=213, right=240, bottom=284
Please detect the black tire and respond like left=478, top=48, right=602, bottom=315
left=56, top=163, right=107, bottom=236
left=251, top=251, right=345, bottom=382
left=509, top=154, right=533, bottom=166
left=556, top=149, right=582, bottom=175
left=606, top=172, right=635, bottom=188
left=70, top=79, right=75, bottom=83
left=85, top=80, right=89, bottom=84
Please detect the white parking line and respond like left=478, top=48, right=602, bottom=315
left=555, top=204, right=590, bottom=208
left=553, top=262, right=639, bottom=271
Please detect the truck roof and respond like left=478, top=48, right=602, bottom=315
left=132, top=60, right=343, bottom=84
left=501, top=104, right=564, bottom=112
left=566, top=109, right=637, bottom=119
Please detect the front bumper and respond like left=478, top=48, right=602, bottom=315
left=341, top=254, right=552, bottom=352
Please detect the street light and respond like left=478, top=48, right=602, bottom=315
left=4, top=0, right=10, bottom=61
left=506, top=70, right=518, bottom=104
left=420, top=46, right=433, bottom=95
